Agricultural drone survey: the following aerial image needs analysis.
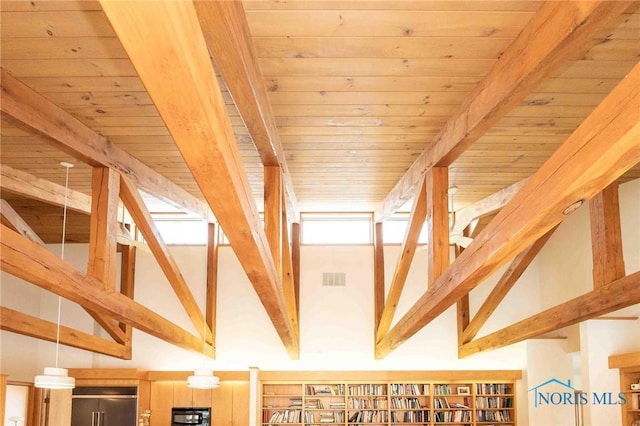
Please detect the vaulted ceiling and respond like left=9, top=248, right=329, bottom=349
left=1, top=1, right=639, bottom=360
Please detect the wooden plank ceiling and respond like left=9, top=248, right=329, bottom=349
left=1, top=0, right=639, bottom=240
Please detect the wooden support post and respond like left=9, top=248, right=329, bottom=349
left=292, top=222, right=301, bottom=320
left=589, top=182, right=626, bottom=288
left=119, top=244, right=137, bottom=348
left=206, top=223, right=219, bottom=352
left=281, top=198, right=298, bottom=340
left=265, top=166, right=283, bottom=278
left=373, top=222, right=385, bottom=342
left=455, top=244, right=470, bottom=348
left=87, top=167, right=127, bottom=343
left=88, top=167, right=120, bottom=288
left=426, top=167, right=449, bottom=287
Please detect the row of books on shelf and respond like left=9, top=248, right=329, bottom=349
left=307, top=384, right=346, bottom=396
left=391, top=397, right=423, bottom=409
left=475, top=397, right=513, bottom=408
left=348, top=410, right=388, bottom=423
left=316, top=412, right=345, bottom=423
left=348, top=384, right=387, bottom=396
left=476, top=410, right=512, bottom=421
left=434, top=397, right=471, bottom=409
left=390, top=410, right=430, bottom=423
left=476, top=384, right=511, bottom=395
left=389, top=383, right=428, bottom=396
left=264, top=409, right=306, bottom=424
left=305, top=399, right=346, bottom=410
left=434, top=410, right=472, bottom=422
left=433, top=385, right=456, bottom=395
left=349, top=397, right=388, bottom=410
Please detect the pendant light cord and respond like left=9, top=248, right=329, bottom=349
left=55, top=164, right=71, bottom=368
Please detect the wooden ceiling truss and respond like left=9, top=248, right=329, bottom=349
left=0, top=72, right=216, bottom=357
left=372, top=0, right=638, bottom=358
left=376, top=60, right=640, bottom=358
left=98, top=0, right=299, bottom=358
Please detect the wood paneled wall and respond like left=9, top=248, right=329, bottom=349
left=149, top=380, right=249, bottom=426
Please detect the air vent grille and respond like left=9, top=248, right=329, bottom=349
left=322, top=272, right=346, bottom=287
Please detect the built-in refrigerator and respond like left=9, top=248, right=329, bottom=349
left=71, top=387, right=137, bottom=426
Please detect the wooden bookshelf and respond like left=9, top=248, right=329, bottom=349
left=260, top=372, right=519, bottom=426
left=610, top=352, right=640, bottom=426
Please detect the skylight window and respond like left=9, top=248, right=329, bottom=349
left=301, top=213, right=372, bottom=245
left=154, top=219, right=208, bottom=245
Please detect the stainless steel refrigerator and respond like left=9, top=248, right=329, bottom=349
left=71, top=387, right=137, bottom=426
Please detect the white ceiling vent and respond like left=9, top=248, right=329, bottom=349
left=322, top=272, right=346, bottom=287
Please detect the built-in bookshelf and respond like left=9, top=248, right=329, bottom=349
left=620, top=368, right=640, bottom=426
left=261, top=376, right=517, bottom=426
left=610, top=352, right=640, bottom=426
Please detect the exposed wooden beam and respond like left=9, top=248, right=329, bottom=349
left=281, top=200, right=299, bottom=347
left=119, top=175, right=212, bottom=343
left=206, top=223, right=218, bottom=352
left=0, top=306, right=131, bottom=360
left=373, top=222, right=385, bottom=343
left=0, top=166, right=139, bottom=247
left=376, top=62, right=640, bottom=358
left=0, top=199, right=44, bottom=245
left=0, top=68, right=208, bottom=218
left=452, top=179, right=528, bottom=238
left=0, top=164, right=91, bottom=214
left=455, top=244, right=470, bottom=349
left=118, top=244, right=136, bottom=346
left=461, top=226, right=558, bottom=344
left=88, top=168, right=119, bottom=286
left=426, top=167, right=449, bottom=287
left=459, top=271, right=640, bottom=357
left=0, top=225, right=213, bottom=356
left=375, top=177, right=427, bottom=345
left=292, top=222, right=301, bottom=320
left=589, top=182, right=626, bottom=288
left=374, top=1, right=633, bottom=221
left=265, top=167, right=283, bottom=279
left=193, top=0, right=298, bottom=222
left=99, top=0, right=299, bottom=357
left=87, top=167, right=127, bottom=344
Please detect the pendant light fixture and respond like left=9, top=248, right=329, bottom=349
left=34, top=162, right=76, bottom=390
left=187, top=306, right=219, bottom=389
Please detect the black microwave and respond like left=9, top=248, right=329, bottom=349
left=171, top=407, right=211, bottom=426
